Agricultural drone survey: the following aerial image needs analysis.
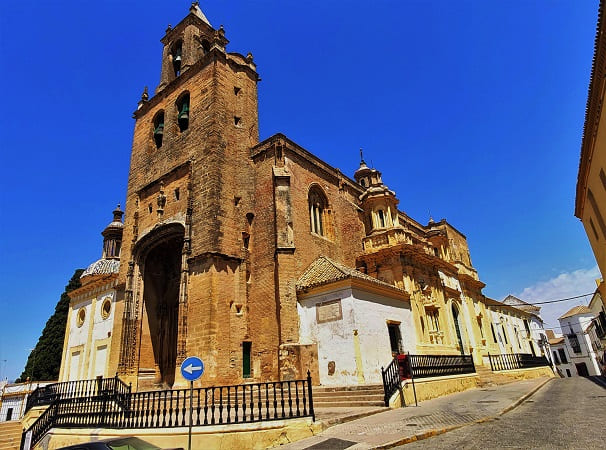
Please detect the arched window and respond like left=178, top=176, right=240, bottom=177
left=153, top=111, right=164, bottom=148
left=176, top=93, right=190, bottom=132
left=377, top=209, right=386, bottom=228
left=308, top=186, right=328, bottom=236
left=171, top=41, right=183, bottom=77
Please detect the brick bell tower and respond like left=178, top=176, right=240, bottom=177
left=112, top=2, right=260, bottom=389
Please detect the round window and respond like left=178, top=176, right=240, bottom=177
left=77, top=308, right=86, bottom=327
left=101, top=298, right=112, bottom=320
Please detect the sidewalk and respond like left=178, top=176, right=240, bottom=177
left=275, top=377, right=553, bottom=450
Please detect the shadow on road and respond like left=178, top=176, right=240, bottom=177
left=586, top=375, right=606, bottom=389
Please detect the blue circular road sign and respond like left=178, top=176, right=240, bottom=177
left=181, top=356, right=205, bottom=381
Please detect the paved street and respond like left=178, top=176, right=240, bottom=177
left=398, top=376, right=606, bottom=449
left=277, top=377, right=553, bottom=449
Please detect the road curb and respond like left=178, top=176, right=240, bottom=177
left=497, top=376, right=553, bottom=416
left=373, top=377, right=554, bottom=449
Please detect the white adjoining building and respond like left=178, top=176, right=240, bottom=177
left=548, top=305, right=604, bottom=377
left=58, top=207, right=123, bottom=382
left=296, top=256, right=415, bottom=386
left=0, top=381, right=52, bottom=423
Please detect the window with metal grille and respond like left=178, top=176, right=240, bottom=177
left=567, top=334, right=581, bottom=354
left=558, top=348, right=568, bottom=363
left=552, top=351, right=560, bottom=365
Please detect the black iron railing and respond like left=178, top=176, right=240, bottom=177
left=25, top=375, right=131, bottom=412
left=23, top=372, right=314, bottom=449
left=488, top=353, right=549, bottom=371
left=381, top=358, right=401, bottom=406
left=409, top=354, right=475, bottom=379
left=381, top=354, right=475, bottom=406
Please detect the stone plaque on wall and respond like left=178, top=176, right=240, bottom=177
left=316, top=299, right=342, bottom=323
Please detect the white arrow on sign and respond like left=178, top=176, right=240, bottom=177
left=183, top=363, right=203, bottom=375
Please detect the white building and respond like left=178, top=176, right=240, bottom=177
left=0, top=381, right=52, bottom=422
left=484, top=296, right=547, bottom=358
left=58, top=207, right=123, bottom=382
left=550, top=306, right=604, bottom=377
left=501, top=295, right=549, bottom=357
left=547, top=333, right=576, bottom=378
left=296, top=256, right=414, bottom=386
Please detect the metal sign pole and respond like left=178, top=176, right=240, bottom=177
left=408, top=352, right=418, bottom=407
left=188, top=380, right=193, bottom=450
left=181, top=355, right=204, bottom=450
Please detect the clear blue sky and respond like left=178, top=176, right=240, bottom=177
left=0, top=1, right=599, bottom=381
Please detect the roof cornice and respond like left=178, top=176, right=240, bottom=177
left=576, top=0, right=605, bottom=217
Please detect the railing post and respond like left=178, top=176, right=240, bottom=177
left=381, top=366, right=388, bottom=406
left=306, top=370, right=315, bottom=422
left=408, top=352, right=418, bottom=407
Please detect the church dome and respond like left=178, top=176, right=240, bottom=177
left=81, top=258, right=120, bottom=278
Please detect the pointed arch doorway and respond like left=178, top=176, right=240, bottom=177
left=452, top=303, right=465, bottom=355
left=135, top=224, right=185, bottom=388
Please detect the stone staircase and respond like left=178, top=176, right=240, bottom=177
left=475, top=365, right=515, bottom=387
left=0, top=421, right=23, bottom=450
left=312, top=384, right=385, bottom=408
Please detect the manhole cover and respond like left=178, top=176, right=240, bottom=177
left=304, top=438, right=357, bottom=450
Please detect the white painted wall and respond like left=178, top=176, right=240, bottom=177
left=298, top=286, right=413, bottom=386
left=487, top=309, right=536, bottom=355
left=61, top=290, right=116, bottom=381
left=550, top=342, right=577, bottom=377
left=0, top=396, right=22, bottom=422
left=0, top=382, right=51, bottom=422
left=557, top=313, right=603, bottom=377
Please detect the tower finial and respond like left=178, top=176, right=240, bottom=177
left=137, top=86, right=149, bottom=111
left=112, top=204, right=124, bottom=223
left=360, top=148, right=365, bottom=164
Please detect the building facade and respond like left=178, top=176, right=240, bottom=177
left=0, top=381, right=51, bottom=423
left=553, top=306, right=604, bottom=377
left=58, top=207, right=123, bottom=382
left=576, top=0, right=606, bottom=299
left=59, top=4, right=549, bottom=391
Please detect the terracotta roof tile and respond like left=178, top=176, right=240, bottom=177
left=558, top=305, right=593, bottom=320
left=296, top=255, right=403, bottom=293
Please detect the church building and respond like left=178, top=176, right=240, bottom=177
left=60, top=3, right=527, bottom=390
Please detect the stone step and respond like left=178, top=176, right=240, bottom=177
left=312, top=384, right=383, bottom=393
left=0, top=421, right=23, bottom=450
left=313, top=399, right=385, bottom=408
left=310, top=384, right=385, bottom=408
left=313, top=391, right=383, bottom=400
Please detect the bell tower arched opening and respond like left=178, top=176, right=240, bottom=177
left=136, top=226, right=184, bottom=388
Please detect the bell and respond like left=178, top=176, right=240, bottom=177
left=154, top=123, right=164, bottom=136
left=178, top=103, right=189, bottom=120
left=174, top=54, right=182, bottom=62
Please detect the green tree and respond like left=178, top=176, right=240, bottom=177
left=17, top=269, right=84, bottom=382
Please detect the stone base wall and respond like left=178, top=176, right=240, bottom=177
left=389, top=374, right=480, bottom=407
left=36, top=419, right=319, bottom=450
left=21, top=406, right=47, bottom=430
left=492, top=366, right=555, bottom=381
